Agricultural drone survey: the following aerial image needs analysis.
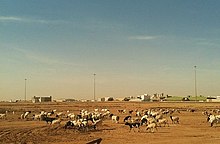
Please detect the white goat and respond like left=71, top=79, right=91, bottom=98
left=157, top=118, right=169, bottom=127
left=111, top=115, right=119, bottom=123
left=147, top=117, right=157, bottom=124
left=33, top=113, right=44, bottom=121
left=155, top=114, right=163, bottom=120
left=0, top=114, right=6, bottom=119
left=136, top=111, right=141, bottom=117
left=68, top=113, right=76, bottom=120
left=56, top=112, right=64, bottom=118
left=101, top=109, right=108, bottom=112
left=146, top=123, right=157, bottom=132
left=94, top=109, right=99, bottom=112
left=170, top=116, right=179, bottom=124
left=208, top=114, right=220, bottom=127
left=51, top=119, right=61, bottom=125
left=21, top=111, right=31, bottom=119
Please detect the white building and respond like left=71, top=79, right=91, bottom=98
left=207, top=96, right=220, bottom=102
left=129, top=98, right=142, bottom=102
left=140, top=94, right=151, bottom=101
left=32, top=96, right=52, bottom=103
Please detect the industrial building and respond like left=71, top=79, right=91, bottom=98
left=32, top=96, right=52, bottom=103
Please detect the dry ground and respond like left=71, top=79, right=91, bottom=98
left=0, top=101, right=220, bottom=144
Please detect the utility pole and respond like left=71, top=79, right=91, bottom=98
left=194, top=66, right=197, bottom=102
left=25, top=78, right=27, bottom=101
left=93, top=74, right=96, bottom=101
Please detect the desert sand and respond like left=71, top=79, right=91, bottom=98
left=0, top=101, right=220, bottom=144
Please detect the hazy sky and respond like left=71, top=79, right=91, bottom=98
left=1, top=0, right=220, bottom=101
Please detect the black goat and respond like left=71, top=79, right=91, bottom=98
left=64, top=121, right=74, bottom=129
left=42, top=115, right=56, bottom=124
left=125, top=122, right=141, bottom=132
left=123, top=116, right=131, bottom=122
left=140, top=118, right=148, bottom=126
left=129, top=110, right=133, bottom=115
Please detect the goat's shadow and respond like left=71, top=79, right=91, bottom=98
left=88, top=127, right=116, bottom=133
left=63, top=127, right=116, bottom=133
left=138, top=131, right=170, bottom=134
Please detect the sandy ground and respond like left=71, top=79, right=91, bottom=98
left=0, top=101, right=220, bottom=144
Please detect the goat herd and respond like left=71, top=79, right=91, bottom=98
left=0, top=107, right=220, bottom=134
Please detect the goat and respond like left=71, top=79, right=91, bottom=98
left=67, top=113, right=76, bottom=120
left=125, top=122, right=141, bottom=132
left=123, top=116, right=132, bottom=122
left=110, top=114, right=119, bottom=123
left=51, top=118, right=61, bottom=125
left=187, top=109, right=195, bottom=112
left=129, top=110, right=133, bottom=115
left=87, top=119, right=103, bottom=131
left=33, top=113, right=45, bottom=121
left=56, top=112, right=64, bottom=118
left=157, top=118, right=169, bottom=127
left=46, top=110, right=55, bottom=117
left=208, top=114, right=220, bottom=127
left=101, top=109, right=108, bottom=112
left=136, top=111, right=142, bottom=117
left=155, top=114, right=163, bottom=120
left=64, top=121, right=75, bottom=129
left=41, top=115, right=57, bottom=124
left=0, top=114, right=6, bottom=119
left=21, top=111, right=31, bottom=119
left=202, top=111, right=210, bottom=116
left=147, top=117, right=157, bottom=124
left=118, top=109, right=124, bottom=113
left=146, top=123, right=157, bottom=133
left=64, top=120, right=82, bottom=129
left=140, top=117, right=148, bottom=126
left=170, top=116, right=179, bottom=124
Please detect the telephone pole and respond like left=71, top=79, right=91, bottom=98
left=24, top=78, right=27, bottom=101
left=194, top=66, right=197, bottom=102
left=93, top=74, right=96, bottom=101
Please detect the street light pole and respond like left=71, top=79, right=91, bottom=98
left=25, top=78, right=27, bottom=101
left=194, top=66, right=197, bottom=102
left=93, top=74, right=96, bottom=101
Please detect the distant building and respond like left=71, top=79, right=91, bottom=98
left=207, top=96, right=220, bottom=102
left=65, top=99, right=77, bottom=102
left=140, top=94, right=151, bottom=101
left=32, top=96, right=52, bottom=103
left=129, top=98, right=142, bottom=102
left=80, top=99, right=88, bottom=102
left=97, top=97, right=114, bottom=102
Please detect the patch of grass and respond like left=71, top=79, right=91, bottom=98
left=189, top=96, right=207, bottom=101
left=165, top=96, right=183, bottom=101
